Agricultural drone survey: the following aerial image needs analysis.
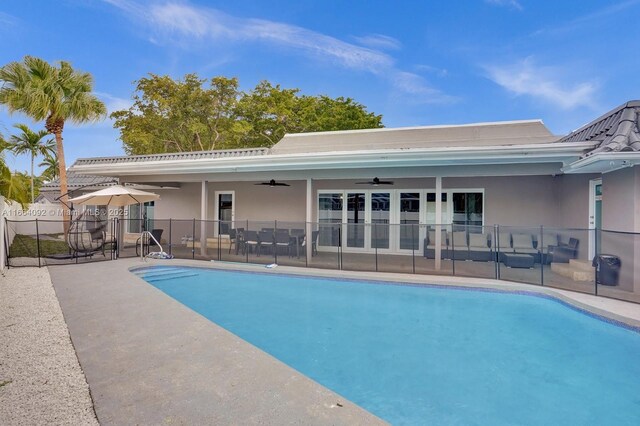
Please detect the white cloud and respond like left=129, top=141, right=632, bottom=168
left=485, top=0, right=523, bottom=11
left=353, top=34, right=401, bottom=51
left=484, top=57, right=597, bottom=110
left=103, top=0, right=453, bottom=102
left=94, top=92, right=132, bottom=114
left=0, top=11, right=19, bottom=28
left=532, top=0, right=640, bottom=36
left=391, top=72, right=457, bottom=104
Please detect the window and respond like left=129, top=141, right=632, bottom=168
left=452, top=192, right=483, bottom=228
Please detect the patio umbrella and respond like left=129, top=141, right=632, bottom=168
left=68, top=185, right=160, bottom=207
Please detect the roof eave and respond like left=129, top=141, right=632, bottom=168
left=70, top=142, right=597, bottom=177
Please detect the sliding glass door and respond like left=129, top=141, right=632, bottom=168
left=317, top=188, right=483, bottom=253
left=347, top=192, right=365, bottom=248
left=371, top=192, right=391, bottom=249
left=399, top=193, right=420, bottom=250
left=318, top=193, right=343, bottom=247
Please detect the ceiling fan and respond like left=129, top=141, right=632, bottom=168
left=355, top=177, right=394, bottom=186
left=255, top=179, right=290, bottom=187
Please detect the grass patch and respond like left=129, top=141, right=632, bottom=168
left=9, top=234, right=70, bottom=258
left=0, top=380, right=12, bottom=388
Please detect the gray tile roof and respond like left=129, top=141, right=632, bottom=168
left=73, top=148, right=269, bottom=166
left=560, top=101, right=640, bottom=156
left=40, top=171, right=117, bottom=191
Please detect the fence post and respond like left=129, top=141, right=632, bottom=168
left=4, top=218, right=10, bottom=269
left=246, top=220, right=249, bottom=264
left=274, top=220, right=278, bottom=265
left=412, top=223, right=416, bottom=274
left=374, top=223, right=378, bottom=272
left=540, top=225, right=544, bottom=286
left=217, top=220, right=221, bottom=261
left=35, top=219, right=41, bottom=268
left=192, top=219, right=196, bottom=259
left=168, top=218, right=172, bottom=256
left=451, top=225, right=455, bottom=276
left=339, top=225, right=343, bottom=270
left=495, top=224, right=500, bottom=280
left=594, top=228, right=599, bottom=296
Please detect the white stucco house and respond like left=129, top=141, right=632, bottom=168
left=68, top=100, right=640, bottom=293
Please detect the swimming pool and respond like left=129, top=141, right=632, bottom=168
left=135, top=266, right=640, bottom=425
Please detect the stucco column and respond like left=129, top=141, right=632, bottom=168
left=306, top=178, right=313, bottom=260
left=200, top=180, right=208, bottom=256
left=435, top=176, right=442, bottom=270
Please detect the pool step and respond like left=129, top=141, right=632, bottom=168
left=132, top=267, right=199, bottom=282
left=144, top=273, right=199, bottom=283
left=135, top=269, right=192, bottom=278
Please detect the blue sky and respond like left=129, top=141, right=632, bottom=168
left=1, top=0, right=639, bottom=173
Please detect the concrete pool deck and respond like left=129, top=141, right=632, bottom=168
left=48, top=258, right=640, bottom=424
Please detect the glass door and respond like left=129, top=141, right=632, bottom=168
left=318, top=193, right=343, bottom=247
left=217, top=193, right=233, bottom=234
left=347, top=192, right=365, bottom=248
left=143, top=201, right=155, bottom=231
left=399, top=192, right=420, bottom=250
left=371, top=192, right=390, bottom=250
left=425, top=192, right=448, bottom=224
left=127, top=203, right=141, bottom=233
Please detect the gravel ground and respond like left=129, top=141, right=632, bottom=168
left=0, top=267, right=98, bottom=425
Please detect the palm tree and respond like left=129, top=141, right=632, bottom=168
left=39, top=153, right=59, bottom=182
left=0, top=164, right=30, bottom=208
left=0, top=56, right=106, bottom=226
left=8, top=124, right=54, bottom=203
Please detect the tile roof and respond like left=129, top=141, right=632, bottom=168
left=40, top=171, right=117, bottom=191
left=73, top=148, right=269, bottom=166
left=560, top=101, right=640, bottom=156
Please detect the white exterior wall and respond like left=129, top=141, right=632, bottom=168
left=601, top=167, right=640, bottom=291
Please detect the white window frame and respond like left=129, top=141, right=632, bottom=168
left=316, top=188, right=485, bottom=254
left=213, top=190, right=235, bottom=236
left=588, top=178, right=602, bottom=259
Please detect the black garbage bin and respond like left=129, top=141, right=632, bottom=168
left=593, top=254, right=621, bottom=286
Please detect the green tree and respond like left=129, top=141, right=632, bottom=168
left=112, top=74, right=383, bottom=154
left=0, top=167, right=30, bottom=208
left=39, top=153, right=59, bottom=182
left=0, top=56, right=106, bottom=224
left=8, top=124, right=54, bottom=203
left=111, top=74, right=241, bottom=154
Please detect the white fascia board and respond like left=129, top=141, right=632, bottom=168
left=71, top=142, right=596, bottom=176
left=562, top=152, right=640, bottom=174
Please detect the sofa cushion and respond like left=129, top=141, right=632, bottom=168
left=512, top=233, right=534, bottom=250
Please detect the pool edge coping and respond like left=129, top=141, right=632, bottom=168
left=130, top=259, right=640, bottom=331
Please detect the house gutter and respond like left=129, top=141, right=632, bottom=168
left=562, top=152, right=640, bottom=174
left=71, top=142, right=596, bottom=177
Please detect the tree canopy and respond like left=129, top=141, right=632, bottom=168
left=112, top=74, right=384, bottom=155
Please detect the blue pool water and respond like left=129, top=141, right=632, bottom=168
left=136, top=266, right=640, bottom=425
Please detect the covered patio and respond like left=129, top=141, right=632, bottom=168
left=68, top=112, right=640, bottom=302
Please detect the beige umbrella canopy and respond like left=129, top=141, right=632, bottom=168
left=68, top=185, right=160, bottom=207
